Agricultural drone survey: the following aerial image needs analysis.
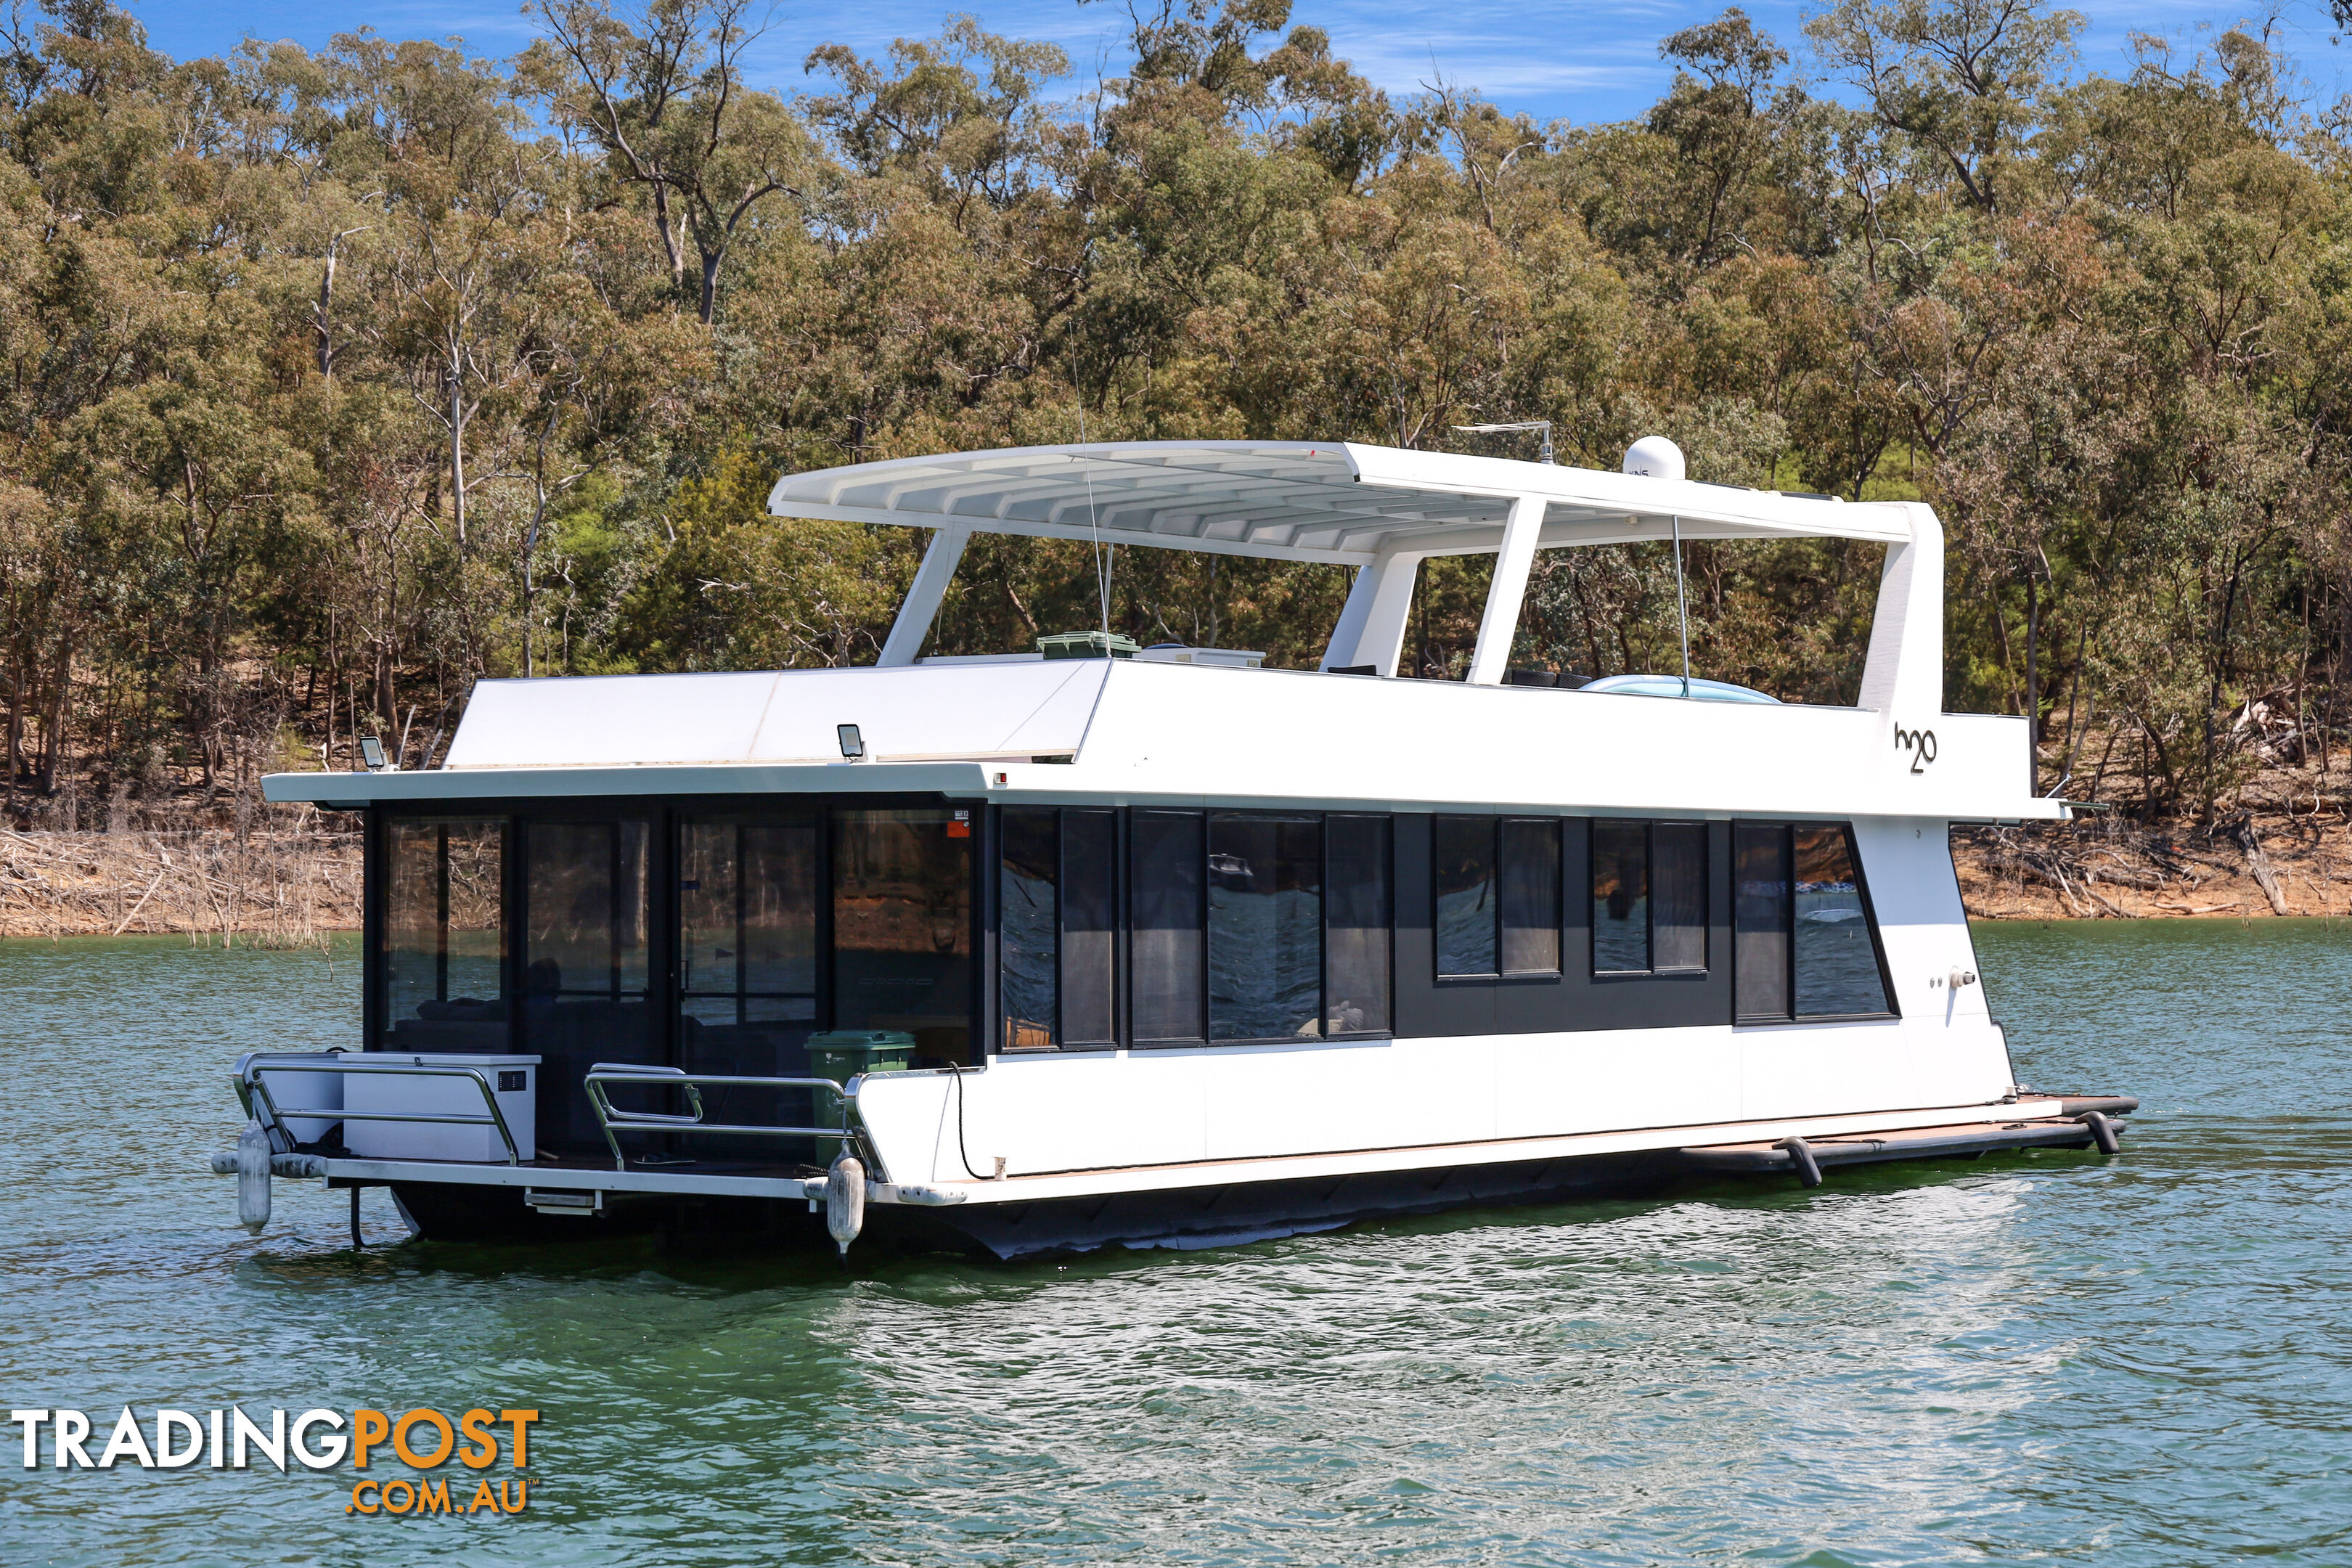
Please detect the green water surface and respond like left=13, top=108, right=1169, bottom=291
left=1, top=920, right=2346, bottom=1566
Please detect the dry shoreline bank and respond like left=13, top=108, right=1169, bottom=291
left=0, top=826, right=359, bottom=942
left=1951, top=813, right=2352, bottom=921
left=7, top=816, right=2345, bottom=939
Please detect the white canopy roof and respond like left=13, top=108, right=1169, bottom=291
left=765, top=441, right=1905, bottom=565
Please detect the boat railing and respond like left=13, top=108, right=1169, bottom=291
left=583, top=1066, right=857, bottom=1173
left=237, top=1054, right=524, bottom=1166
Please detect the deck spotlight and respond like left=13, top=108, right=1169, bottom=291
left=837, top=724, right=865, bottom=760
left=359, top=735, right=388, bottom=772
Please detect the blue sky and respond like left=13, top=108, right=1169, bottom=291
left=125, top=0, right=2352, bottom=126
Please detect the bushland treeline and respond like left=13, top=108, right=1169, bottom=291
left=3, top=0, right=2348, bottom=826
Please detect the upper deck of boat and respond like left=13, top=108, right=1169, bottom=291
left=262, top=439, right=2056, bottom=824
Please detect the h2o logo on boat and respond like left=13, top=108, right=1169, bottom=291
left=1895, top=726, right=1937, bottom=774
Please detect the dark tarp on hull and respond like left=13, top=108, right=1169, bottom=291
left=375, top=1108, right=2125, bottom=1258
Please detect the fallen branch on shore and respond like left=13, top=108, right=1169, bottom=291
left=110, top=865, right=168, bottom=936
left=2224, top=817, right=2292, bottom=916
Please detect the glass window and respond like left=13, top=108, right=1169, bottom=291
left=680, top=819, right=817, bottom=1026
left=1592, top=820, right=1649, bottom=973
left=1654, top=823, right=1707, bottom=972
left=1500, top=820, right=1562, bottom=975
left=1734, top=824, right=1792, bottom=1021
left=1209, top=814, right=1323, bottom=1040
left=1794, top=826, right=1890, bottom=1016
left=1434, top=817, right=1498, bottom=977
left=382, top=818, right=506, bottom=1051
left=1131, top=811, right=1205, bottom=1043
left=523, top=819, right=655, bottom=1150
left=1325, top=815, right=1391, bottom=1035
left=833, top=809, right=973, bottom=1064
left=998, top=809, right=1058, bottom=1052
left=526, top=821, right=650, bottom=1000
left=1000, top=809, right=1117, bottom=1052
left=1061, top=810, right=1118, bottom=1048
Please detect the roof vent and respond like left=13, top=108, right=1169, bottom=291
left=1622, top=436, right=1685, bottom=481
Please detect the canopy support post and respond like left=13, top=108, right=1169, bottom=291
left=878, top=522, right=971, bottom=667
left=1466, top=494, right=1545, bottom=686
left=1320, top=563, right=1381, bottom=671
left=1349, top=548, right=1426, bottom=677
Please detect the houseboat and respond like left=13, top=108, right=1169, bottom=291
left=215, top=437, right=2133, bottom=1259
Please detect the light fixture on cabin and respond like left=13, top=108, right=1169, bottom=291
left=837, top=724, right=866, bottom=761
left=1453, top=420, right=1555, bottom=464
left=359, top=736, right=388, bottom=772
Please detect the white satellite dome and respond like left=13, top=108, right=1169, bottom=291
left=1622, top=436, right=1686, bottom=481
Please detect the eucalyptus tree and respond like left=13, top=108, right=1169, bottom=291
left=528, top=0, right=819, bottom=323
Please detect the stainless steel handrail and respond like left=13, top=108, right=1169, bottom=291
left=240, top=1056, right=523, bottom=1166
left=584, top=1069, right=856, bottom=1173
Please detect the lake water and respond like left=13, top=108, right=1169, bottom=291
left=3, top=920, right=2348, bottom=1566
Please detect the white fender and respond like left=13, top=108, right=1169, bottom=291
left=235, top=1119, right=272, bottom=1234
left=825, top=1150, right=866, bottom=1258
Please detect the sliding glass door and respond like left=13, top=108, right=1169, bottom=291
left=520, top=818, right=654, bottom=1149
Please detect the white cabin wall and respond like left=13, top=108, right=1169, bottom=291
left=916, top=1051, right=1212, bottom=1177
left=1070, top=663, right=2043, bottom=823
left=858, top=1020, right=2014, bottom=1185
left=1734, top=1019, right=1917, bottom=1121
left=1853, top=815, right=2015, bottom=1104
left=1493, top=1027, right=1743, bottom=1139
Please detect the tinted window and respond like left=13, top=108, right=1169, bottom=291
left=526, top=820, right=650, bottom=1002
left=1500, top=819, right=1562, bottom=974
left=1131, top=810, right=1204, bottom=1043
left=833, top=809, right=972, bottom=1064
left=999, top=809, right=1058, bottom=1052
left=1209, top=814, right=1323, bottom=1040
left=1653, top=823, right=1707, bottom=973
left=1326, top=815, right=1392, bottom=1034
left=679, top=819, right=817, bottom=1029
left=1794, top=825, right=1890, bottom=1016
left=1061, top=810, right=1119, bottom=1047
left=383, top=818, right=506, bottom=1051
left=1434, top=817, right=1498, bottom=976
left=1592, top=820, right=1648, bottom=973
left=1734, top=824, right=1792, bottom=1021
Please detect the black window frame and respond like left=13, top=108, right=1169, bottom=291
left=369, top=811, right=517, bottom=1049
left=996, top=806, right=1122, bottom=1054
left=364, top=790, right=987, bottom=1063
left=674, top=809, right=828, bottom=1032
left=1731, top=820, right=1900, bottom=1025
left=1098, top=807, right=1397, bottom=1051
left=1205, top=811, right=1326, bottom=1045
left=1125, top=807, right=1208, bottom=1050
left=1589, top=819, right=1710, bottom=980
left=1432, top=814, right=1565, bottom=982
left=1322, top=812, right=1395, bottom=1040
